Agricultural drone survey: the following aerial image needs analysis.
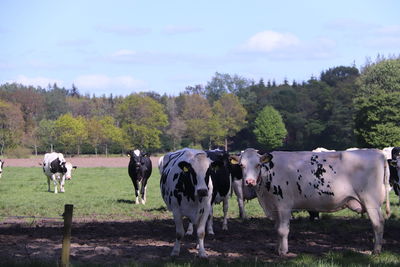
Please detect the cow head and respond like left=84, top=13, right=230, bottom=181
left=235, top=148, right=273, bottom=187
left=178, top=152, right=212, bottom=197
left=0, top=160, right=4, bottom=178
left=388, top=147, right=400, bottom=195
left=128, top=149, right=150, bottom=172
left=64, top=162, right=77, bottom=180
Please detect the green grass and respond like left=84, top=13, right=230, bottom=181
left=2, top=167, right=400, bottom=266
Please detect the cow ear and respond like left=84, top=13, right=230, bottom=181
left=73, top=166, right=78, bottom=169
left=178, top=161, right=191, bottom=173
left=260, top=153, right=273, bottom=164
left=229, top=155, right=240, bottom=165
left=388, top=159, right=397, bottom=167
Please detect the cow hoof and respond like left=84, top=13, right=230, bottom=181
left=222, top=225, right=228, bottom=231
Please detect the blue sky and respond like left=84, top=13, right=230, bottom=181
left=1, top=0, right=399, bottom=96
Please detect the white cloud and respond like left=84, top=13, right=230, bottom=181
left=10, top=75, right=64, bottom=88
left=241, top=30, right=300, bottom=53
left=237, top=30, right=336, bottom=60
left=74, top=74, right=147, bottom=92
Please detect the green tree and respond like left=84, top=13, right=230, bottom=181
left=99, top=116, right=126, bottom=156
left=253, top=106, right=287, bottom=150
left=212, top=93, right=247, bottom=150
left=55, top=114, right=88, bottom=154
left=354, top=58, right=400, bottom=147
left=180, top=94, right=212, bottom=146
left=117, top=94, right=168, bottom=150
left=37, top=119, right=57, bottom=152
left=0, top=100, right=24, bottom=154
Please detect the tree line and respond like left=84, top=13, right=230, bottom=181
left=1, top=56, right=400, bottom=156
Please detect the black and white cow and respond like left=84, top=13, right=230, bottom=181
left=0, top=159, right=4, bottom=178
left=159, top=148, right=222, bottom=258
left=186, top=149, right=231, bottom=235
left=42, top=152, right=77, bottom=194
left=386, top=147, right=400, bottom=196
left=127, top=149, right=152, bottom=205
left=233, top=148, right=390, bottom=255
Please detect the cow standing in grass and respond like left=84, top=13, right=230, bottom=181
left=0, top=159, right=4, bottom=178
left=42, top=152, right=77, bottom=194
left=159, top=148, right=223, bottom=258
left=128, top=149, right=152, bottom=204
left=233, top=148, right=390, bottom=255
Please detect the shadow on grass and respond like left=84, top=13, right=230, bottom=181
left=2, top=217, right=400, bottom=266
left=117, top=199, right=135, bottom=204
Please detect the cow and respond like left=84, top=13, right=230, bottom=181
left=386, top=147, right=400, bottom=197
left=0, top=159, right=4, bottom=178
left=233, top=148, right=390, bottom=255
left=230, top=154, right=257, bottom=219
left=127, top=149, right=152, bottom=205
left=186, top=149, right=231, bottom=235
left=42, top=152, right=77, bottom=194
left=159, top=148, right=222, bottom=258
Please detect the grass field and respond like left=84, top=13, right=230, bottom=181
left=1, top=166, right=400, bottom=266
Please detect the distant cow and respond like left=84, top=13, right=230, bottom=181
left=159, top=148, right=222, bottom=258
left=42, top=152, right=77, bottom=193
left=127, top=149, right=152, bottom=204
left=386, top=147, right=400, bottom=196
left=233, top=148, right=390, bottom=255
left=0, top=159, right=4, bottom=178
left=186, top=149, right=231, bottom=235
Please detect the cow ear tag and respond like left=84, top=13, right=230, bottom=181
left=230, top=158, right=239, bottom=165
left=183, top=166, right=189, bottom=172
left=260, top=154, right=272, bottom=164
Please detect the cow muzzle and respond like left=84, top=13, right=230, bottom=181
left=245, top=178, right=257, bottom=187
left=66, top=176, right=72, bottom=180
left=197, top=189, right=208, bottom=197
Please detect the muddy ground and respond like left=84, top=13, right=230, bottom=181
left=2, top=157, right=400, bottom=265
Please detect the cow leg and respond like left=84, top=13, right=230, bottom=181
left=140, top=178, right=149, bottom=205
left=52, top=175, right=58, bottom=194
left=171, top=212, right=184, bottom=257
left=366, top=207, right=384, bottom=254
left=47, top=176, right=51, bottom=192
left=233, top=179, right=246, bottom=219
left=222, top=196, right=229, bottom=230
left=274, top=209, right=291, bottom=256
left=60, top=176, right=65, bottom=193
left=196, top=217, right=208, bottom=258
left=132, top=180, right=140, bottom=204
left=206, top=207, right=215, bottom=235
left=186, top=223, right=194, bottom=236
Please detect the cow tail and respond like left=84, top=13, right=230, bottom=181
left=384, top=159, right=391, bottom=219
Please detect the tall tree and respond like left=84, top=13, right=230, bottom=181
left=180, top=94, right=212, bottom=147
left=253, top=106, right=287, bottom=150
left=354, top=58, right=400, bottom=147
left=212, top=93, right=247, bottom=150
left=54, top=114, right=87, bottom=154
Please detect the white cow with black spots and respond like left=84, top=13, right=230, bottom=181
left=232, top=148, right=390, bottom=255
left=159, top=148, right=221, bottom=258
left=42, top=152, right=77, bottom=193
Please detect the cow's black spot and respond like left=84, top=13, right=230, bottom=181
left=265, top=181, right=271, bottom=191
left=298, top=175, right=302, bottom=180
left=296, top=182, right=302, bottom=194
left=277, top=185, right=283, bottom=198
left=286, top=181, right=289, bottom=185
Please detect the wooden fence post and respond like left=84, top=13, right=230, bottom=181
left=61, top=204, right=73, bottom=267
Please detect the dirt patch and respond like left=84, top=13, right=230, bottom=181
left=1, top=216, right=400, bottom=265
